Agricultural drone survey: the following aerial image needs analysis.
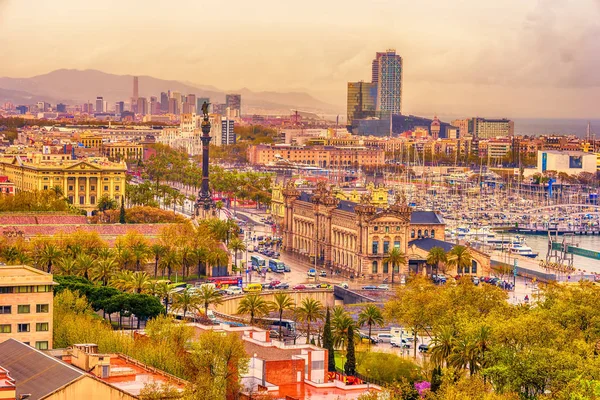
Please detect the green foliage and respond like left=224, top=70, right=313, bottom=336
left=323, top=308, right=336, bottom=372
left=91, top=205, right=187, bottom=224
left=237, top=294, right=272, bottom=325
left=0, top=190, right=79, bottom=213
left=345, top=325, right=356, bottom=375
left=97, top=194, right=118, bottom=212
left=357, top=352, right=421, bottom=384
left=296, top=298, right=324, bottom=344
left=119, top=197, right=126, bottom=223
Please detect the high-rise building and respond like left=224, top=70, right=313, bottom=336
left=468, top=118, right=514, bottom=139
left=347, top=81, right=377, bottom=123
left=56, top=103, right=67, bottom=113
left=115, top=101, right=125, bottom=115
left=150, top=96, right=159, bottom=115
left=374, top=50, right=402, bottom=114
left=95, top=97, right=104, bottom=113
left=16, top=105, right=28, bottom=114
left=197, top=98, right=210, bottom=113
left=168, top=98, right=179, bottom=114
left=137, top=97, right=148, bottom=115
left=160, top=92, right=169, bottom=112
left=221, top=118, right=236, bottom=145
left=225, top=94, right=241, bottom=115
left=133, top=76, right=139, bottom=102
left=213, top=103, right=226, bottom=115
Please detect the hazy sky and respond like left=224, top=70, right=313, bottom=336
left=1, top=0, right=599, bottom=118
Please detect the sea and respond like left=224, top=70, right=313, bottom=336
left=513, top=119, right=600, bottom=137
left=524, top=235, right=600, bottom=273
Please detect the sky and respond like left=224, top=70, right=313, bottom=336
left=0, top=0, right=599, bottom=118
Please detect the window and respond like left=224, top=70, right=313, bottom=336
left=115, top=186, right=120, bottom=191
left=17, top=323, right=30, bottom=333
left=372, top=261, right=378, bottom=274
left=68, top=195, right=74, bottom=203
left=383, top=241, right=389, bottom=253
left=373, top=226, right=378, bottom=231
left=43, top=185, right=48, bottom=190
left=372, top=241, right=379, bottom=254
left=35, top=341, right=48, bottom=350
left=36, top=323, right=49, bottom=332
left=424, top=229, right=429, bottom=237
left=36, top=304, right=49, bottom=313
left=90, top=195, right=96, bottom=205
left=0, top=287, right=13, bottom=294
left=0, top=325, right=10, bottom=333
left=79, top=196, right=84, bottom=204
left=68, top=185, right=73, bottom=191
left=17, top=305, right=30, bottom=314
left=431, top=230, right=435, bottom=238
left=411, top=230, right=415, bottom=239
left=90, top=185, right=95, bottom=191
left=35, top=286, right=50, bottom=293
left=383, top=262, right=389, bottom=274
left=0, top=306, right=11, bottom=314
left=418, top=230, right=422, bottom=237
left=471, top=260, right=477, bottom=274
left=104, top=185, right=109, bottom=191
left=385, top=226, right=389, bottom=233
left=80, top=185, right=84, bottom=191
left=15, top=286, right=32, bottom=293
left=396, top=226, right=400, bottom=231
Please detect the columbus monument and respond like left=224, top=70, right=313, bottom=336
left=195, top=101, right=215, bottom=218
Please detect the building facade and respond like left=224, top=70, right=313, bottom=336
left=0, top=266, right=55, bottom=350
left=347, top=81, right=377, bottom=123
left=101, top=142, right=144, bottom=161
left=247, top=144, right=385, bottom=168
left=225, top=94, right=242, bottom=115
left=0, top=155, right=127, bottom=213
left=374, top=50, right=402, bottom=114
left=280, top=182, right=445, bottom=277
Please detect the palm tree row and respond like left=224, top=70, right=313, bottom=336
left=430, top=325, right=490, bottom=376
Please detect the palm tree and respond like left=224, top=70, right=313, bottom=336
left=237, top=294, right=272, bottom=325
left=1, top=246, right=22, bottom=265
left=160, top=249, right=180, bottom=280
left=56, top=257, right=77, bottom=276
left=197, top=285, right=223, bottom=317
left=331, top=307, right=355, bottom=350
left=228, top=238, right=246, bottom=272
left=131, top=242, right=149, bottom=272
left=207, top=248, right=229, bottom=275
left=150, top=244, right=166, bottom=278
left=383, top=247, right=407, bottom=283
left=427, top=246, right=447, bottom=277
left=448, top=336, right=477, bottom=375
left=296, top=298, right=324, bottom=344
left=171, top=287, right=201, bottom=320
left=147, top=280, right=174, bottom=314
left=75, top=253, right=95, bottom=280
left=270, top=293, right=295, bottom=339
left=179, top=245, right=193, bottom=278
left=127, top=271, right=152, bottom=294
left=357, top=304, right=384, bottom=350
left=90, top=257, right=117, bottom=286
left=37, top=243, right=62, bottom=273
left=97, top=247, right=115, bottom=261
left=430, top=326, right=456, bottom=367
left=192, top=246, right=209, bottom=278
left=215, top=200, right=224, bottom=217
left=447, top=245, right=472, bottom=275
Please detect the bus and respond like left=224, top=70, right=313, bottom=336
left=251, top=255, right=266, bottom=270
left=256, top=317, right=296, bottom=336
left=206, top=276, right=242, bottom=289
left=268, top=259, right=285, bottom=273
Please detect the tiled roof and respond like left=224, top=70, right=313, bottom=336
left=410, top=211, right=444, bottom=224
left=0, top=339, right=84, bottom=400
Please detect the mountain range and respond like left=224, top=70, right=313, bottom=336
left=0, top=69, right=340, bottom=114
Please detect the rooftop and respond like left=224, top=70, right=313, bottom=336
left=0, top=265, right=55, bottom=286
left=409, top=237, right=455, bottom=252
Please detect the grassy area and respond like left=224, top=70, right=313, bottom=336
left=334, top=351, right=344, bottom=370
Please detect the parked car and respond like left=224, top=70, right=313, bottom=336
left=390, top=338, right=411, bottom=348
left=314, top=283, right=332, bottom=289
left=358, top=332, right=379, bottom=344
left=377, top=284, right=390, bottom=291
left=418, top=344, right=430, bottom=353
left=339, top=282, right=349, bottom=289
left=275, top=282, right=290, bottom=290
left=224, top=287, right=243, bottom=295
left=307, top=269, right=316, bottom=277
left=268, top=280, right=281, bottom=289
left=362, top=285, right=378, bottom=290
left=319, top=270, right=327, bottom=277
left=377, top=333, right=394, bottom=343
left=293, top=284, right=307, bottom=290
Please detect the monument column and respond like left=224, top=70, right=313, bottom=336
left=196, top=102, right=215, bottom=218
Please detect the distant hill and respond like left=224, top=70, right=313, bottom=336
left=0, top=69, right=339, bottom=114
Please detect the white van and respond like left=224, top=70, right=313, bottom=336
left=224, top=286, right=243, bottom=295
left=376, top=333, right=393, bottom=343
left=206, top=310, right=217, bottom=323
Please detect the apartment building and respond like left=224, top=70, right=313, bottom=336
left=0, top=266, right=55, bottom=350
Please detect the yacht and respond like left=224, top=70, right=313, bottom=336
left=508, top=243, right=539, bottom=258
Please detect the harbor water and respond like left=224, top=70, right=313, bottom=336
left=523, top=234, right=600, bottom=273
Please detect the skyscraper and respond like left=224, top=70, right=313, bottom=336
left=168, top=98, right=179, bottom=115
left=95, top=97, right=104, bottom=113
left=115, top=101, right=125, bottom=115
left=225, top=94, right=241, bottom=116
left=347, top=81, right=377, bottom=123
left=150, top=96, right=159, bottom=115
left=160, top=92, right=169, bottom=112
left=137, top=97, right=148, bottom=116
left=133, top=77, right=139, bottom=102
left=374, top=50, right=402, bottom=114
left=221, top=117, right=236, bottom=145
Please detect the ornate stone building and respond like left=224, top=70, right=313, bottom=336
left=281, top=181, right=448, bottom=277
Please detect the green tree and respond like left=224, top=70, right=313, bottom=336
left=227, top=238, right=246, bottom=271
left=322, top=308, right=336, bottom=372
left=296, top=298, right=324, bottom=344
left=171, top=287, right=201, bottom=319
left=383, top=247, right=407, bottom=283
left=358, top=304, right=385, bottom=351
left=75, top=253, right=95, bottom=280
left=90, top=257, right=117, bottom=286
left=197, top=285, right=223, bottom=317
left=37, top=243, right=62, bottom=273
left=56, top=257, right=77, bottom=276
left=270, top=293, right=295, bottom=339
left=430, top=326, right=455, bottom=367
left=237, top=294, right=272, bottom=325
left=98, top=194, right=118, bottom=212
left=427, top=246, right=448, bottom=276
left=119, top=197, right=126, bottom=223
left=150, top=244, right=166, bottom=278
left=447, top=245, right=472, bottom=275
left=345, top=325, right=356, bottom=376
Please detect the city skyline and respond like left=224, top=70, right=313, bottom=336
left=0, top=0, right=600, bottom=118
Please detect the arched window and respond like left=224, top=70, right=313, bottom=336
left=411, top=229, right=415, bottom=238
left=418, top=229, right=422, bottom=238
left=424, top=229, right=429, bottom=237
left=383, top=262, right=389, bottom=274
left=431, top=230, right=435, bottom=238
left=372, top=261, right=378, bottom=274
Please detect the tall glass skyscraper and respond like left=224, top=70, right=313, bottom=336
left=347, top=81, right=377, bottom=123
left=373, top=50, right=402, bottom=114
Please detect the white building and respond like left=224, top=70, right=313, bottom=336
left=536, top=150, right=597, bottom=176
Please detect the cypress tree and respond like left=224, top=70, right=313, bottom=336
left=119, top=197, right=126, bottom=224
left=323, top=308, right=336, bottom=372
left=345, top=325, right=356, bottom=376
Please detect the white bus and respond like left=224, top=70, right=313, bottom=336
left=250, top=255, right=266, bottom=270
